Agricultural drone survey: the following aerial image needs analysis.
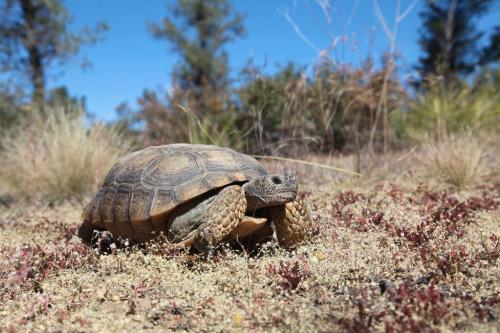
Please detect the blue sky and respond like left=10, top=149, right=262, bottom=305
left=48, top=0, right=499, bottom=121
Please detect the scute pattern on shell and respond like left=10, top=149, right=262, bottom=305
left=81, top=144, right=267, bottom=241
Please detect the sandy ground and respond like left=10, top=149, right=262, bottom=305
left=1, top=157, right=499, bottom=332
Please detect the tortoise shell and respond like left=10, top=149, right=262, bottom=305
left=81, top=144, right=268, bottom=242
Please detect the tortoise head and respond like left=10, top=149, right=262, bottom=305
left=242, top=172, right=298, bottom=209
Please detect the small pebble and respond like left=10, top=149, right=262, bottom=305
left=232, top=312, right=245, bottom=326
left=313, top=250, right=326, bottom=262
left=69, top=235, right=81, bottom=244
left=379, top=279, right=392, bottom=294
left=416, top=275, right=430, bottom=285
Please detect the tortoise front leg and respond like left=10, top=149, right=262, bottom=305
left=268, top=199, right=312, bottom=248
left=192, top=185, right=247, bottom=252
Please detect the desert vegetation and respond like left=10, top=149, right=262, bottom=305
left=1, top=156, right=499, bottom=332
left=0, top=109, right=131, bottom=202
left=0, top=0, right=499, bottom=332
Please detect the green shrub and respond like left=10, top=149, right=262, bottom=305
left=237, top=60, right=406, bottom=154
left=396, top=79, right=499, bottom=141
left=182, top=105, right=247, bottom=151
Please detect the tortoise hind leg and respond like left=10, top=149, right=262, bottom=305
left=268, top=199, right=312, bottom=248
left=193, top=185, right=247, bottom=252
left=77, top=219, right=103, bottom=245
left=78, top=220, right=119, bottom=253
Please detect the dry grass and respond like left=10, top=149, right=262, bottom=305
left=419, top=134, right=492, bottom=189
left=0, top=109, right=131, bottom=202
left=0, top=147, right=499, bottom=332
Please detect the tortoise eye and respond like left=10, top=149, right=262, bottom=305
left=271, top=176, right=282, bottom=184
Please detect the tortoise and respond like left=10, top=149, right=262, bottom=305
left=78, top=144, right=311, bottom=252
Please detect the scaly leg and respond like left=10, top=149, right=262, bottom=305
left=192, top=185, right=247, bottom=252
left=268, top=199, right=312, bottom=248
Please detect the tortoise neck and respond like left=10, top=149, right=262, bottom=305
left=245, top=195, right=268, bottom=210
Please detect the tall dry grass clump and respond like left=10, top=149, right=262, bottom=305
left=0, top=109, right=131, bottom=202
left=420, top=133, right=490, bottom=189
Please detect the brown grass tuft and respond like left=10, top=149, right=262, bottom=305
left=419, top=133, right=490, bottom=189
left=0, top=109, right=131, bottom=202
